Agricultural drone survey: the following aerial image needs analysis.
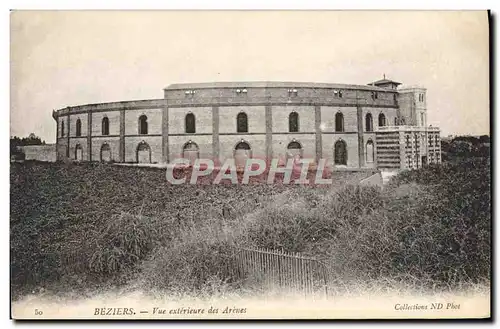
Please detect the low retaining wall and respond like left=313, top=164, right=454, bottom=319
left=20, top=144, right=56, bottom=162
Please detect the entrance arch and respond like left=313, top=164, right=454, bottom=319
left=75, top=144, right=83, bottom=161
left=183, top=141, right=199, bottom=165
left=286, top=140, right=303, bottom=160
left=334, top=140, right=347, bottom=165
left=100, top=143, right=112, bottom=162
left=137, top=142, right=151, bottom=163
left=366, top=140, right=374, bottom=163
left=234, top=141, right=252, bottom=168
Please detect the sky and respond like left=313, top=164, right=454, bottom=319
left=10, top=10, right=489, bottom=142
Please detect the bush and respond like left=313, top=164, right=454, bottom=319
left=89, top=212, right=165, bottom=274
left=139, top=231, right=240, bottom=295
left=10, top=158, right=490, bottom=298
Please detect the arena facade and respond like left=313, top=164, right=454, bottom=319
left=52, top=77, right=441, bottom=170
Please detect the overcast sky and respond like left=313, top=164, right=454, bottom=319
left=10, top=10, right=489, bottom=142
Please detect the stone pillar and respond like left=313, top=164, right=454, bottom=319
left=119, top=109, right=125, bottom=162
left=357, top=105, right=364, bottom=168
left=66, top=115, right=70, bottom=158
left=162, top=105, right=169, bottom=163
left=265, top=105, right=273, bottom=163
left=87, top=111, right=92, bottom=161
left=55, top=115, right=59, bottom=161
left=212, top=106, right=219, bottom=165
left=314, top=105, right=322, bottom=162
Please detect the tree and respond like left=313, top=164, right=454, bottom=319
left=478, top=135, right=490, bottom=144
left=10, top=134, right=46, bottom=159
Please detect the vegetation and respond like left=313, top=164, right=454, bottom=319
left=10, top=133, right=46, bottom=160
left=441, top=135, right=490, bottom=161
left=10, top=154, right=490, bottom=300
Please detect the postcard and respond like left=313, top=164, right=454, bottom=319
left=10, top=10, right=491, bottom=320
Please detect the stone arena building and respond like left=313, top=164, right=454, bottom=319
left=52, top=77, right=441, bottom=170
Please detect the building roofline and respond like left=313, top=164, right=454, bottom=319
left=369, top=78, right=402, bottom=86
left=398, top=84, right=426, bottom=91
left=54, top=98, right=166, bottom=112
left=163, top=81, right=396, bottom=92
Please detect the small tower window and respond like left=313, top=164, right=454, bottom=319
left=289, top=112, right=299, bottom=132
left=102, top=117, right=109, bottom=136
left=185, top=113, right=196, bottom=133
left=138, top=115, right=148, bottom=135
left=76, top=119, right=82, bottom=137
left=378, top=113, right=386, bottom=127
left=335, top=112, right=344, bottom=132
left=365, top=113, right=373, bottom=132
left=237, top=112, right=248, bottom=133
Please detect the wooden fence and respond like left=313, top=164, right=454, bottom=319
left=231, top=247, right=329, bottom=298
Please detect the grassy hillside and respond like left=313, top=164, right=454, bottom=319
left=10, top=159, right=490, bottom=300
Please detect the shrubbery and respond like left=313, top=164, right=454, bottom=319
left=10, top=157, right=490, bottom=299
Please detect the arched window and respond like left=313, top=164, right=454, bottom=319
left=237, top=112, right=248, bottom=133
left=102, top=117, right=109, bottom=136
left=234, top=141, right=251, bottom=168
left=76, top=119, right=82, bottom=137
left=335, top=112, right=344, bottom=132
left=287, top=141, right=302, bottom=159
left=289, top=112, right=299, bottom=132
left=334, top=140, right=347, bottom=165
left=365, top=113, right=373, bottom=132
left=75, top=144, right=83, bottom=161
left=101, top=143, right=111, bottom=162
left=378, top=113, right=386, bottom=127
left=185, top=113, right=196, bottom=133
left=137, top=142, right=151, bottom=163
left=138, top=115, right=148, bottom=135
left=183, top=141, right=199, bottom=164
left=61, top=120, right=65, bottom=137
left=366, top=140, right=374, bottom=163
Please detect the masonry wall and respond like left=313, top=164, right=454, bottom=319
left=124, top=109, right=162, bottom=135
left=69, top=137, right=88, bottom=160
left=21, top=145, right=57, bottom=162
left=92, top=111, right=120, bottom=136
left=125, top=136, right=163, bottom=163
left=321, top=133, right=359, bottom=168
left=168, top=107, right=213, bottom=135
left=69, top=114, right=88, bottom=137
left=219, top=106, right=266, bottom=134
left=92, top=137, right=120, bottom=162
left=271, top=105, right=315, bottom=133
left=218, top=134, right=267, bottom=163
left=168, top=135, right=213, bottom=161
left=53, top=84, right=410, bottom=169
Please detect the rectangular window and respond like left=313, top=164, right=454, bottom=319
left=288, top=89, right=298, bottom=97
left=184, top=90, right=196, bottom=97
